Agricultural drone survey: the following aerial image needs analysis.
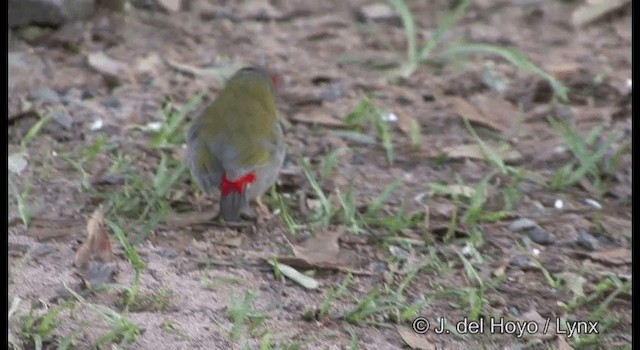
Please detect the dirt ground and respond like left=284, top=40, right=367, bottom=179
left=8, top=0, right=631, bottom=349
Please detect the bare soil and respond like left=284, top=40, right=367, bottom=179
left=8, top=1, right=631, bottom=349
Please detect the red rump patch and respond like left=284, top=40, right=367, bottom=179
left=221, top=172, right=256, bottom=197
left=270, top=73, right=281, bottom=91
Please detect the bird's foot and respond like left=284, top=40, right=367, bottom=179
left=194, top=193, right=209, bottom=212
left=239, top=197, right=271, bottom=224
left=255, top=197, right=272, bottom=223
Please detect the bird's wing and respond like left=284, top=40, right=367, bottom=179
left=186, top=119, right=224, bottom=193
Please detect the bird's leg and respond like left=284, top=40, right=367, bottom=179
left=194, top=193, right=209, bottom=212
left=255, top=196, right=272, bottom=222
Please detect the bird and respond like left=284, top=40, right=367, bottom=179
left=186, top=66, right=285, bottom=222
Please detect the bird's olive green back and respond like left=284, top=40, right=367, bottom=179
left=197, top=67, right=279, bottom=168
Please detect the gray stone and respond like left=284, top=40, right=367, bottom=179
left=29, top=87, right=60, bottom=104
left=527, top=226, right=555, bottom=245
left=509, top=255, right=531, bottom=268
left=9, top=0, right=95, bottom=27
left=159, top=247, right=178, bottom=259
left=30, top=244, right=56, bottom=257
left=52, top=109, right=74, bottom=129
left=576, top=229, right=600, bottom=251
left=508, top=218, right=538, bottom=232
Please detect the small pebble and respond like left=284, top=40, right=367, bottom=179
left=90, top=118, right=104, bottom=131
left=584, top=198, right=602, bottom=209
left=370, top=261, right=388, bottom=274
left=159, top=247, right=178, bottom=259
left=576, top=229, right=599, bottom=251
left=102, top=97, right=122, bottom=109
left=509, top=218, right=538, bottom=232
left=92, top=174, right=127, bottom=186
left=52, top=109, right=73, bottom=130
left=319, top=83, right=347, bottom=101
left=509, top=255, right=531, bottom=268
left=389, top=245, right=410, bottom=261
left=528, top=226, right=555, bottom=245
left=29, top=87, right=60, bottom=104
left=554, top=199, right=564, bottom=209
left=30, top=244, right=56, bottom=257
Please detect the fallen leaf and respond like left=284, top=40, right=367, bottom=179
left=470, top=94, right=519, bottom=135
left=357, top=3, right=398, bottom=22
left=330, top=130, right=377, bottom=145
left=25, top=218, right=83, bottom=240
left=165, top=58, right=238, bottom=81
left=290, top=111, right=345, bottom=127
left=237, top=0, right=283, bottom=20
left=557, top=334, right=574, bottom=350
left=275, top=229, right=365, bottom=273
left=291, top=229, right=343, bottom=265
left=389, top=245, right=411, bottom=260
left=269, top=261, right=319, bottom=290
left=389, top=104, right=420, bottom=135
left=8, top=152, right=28, bottom=174
left=427, top=200, right=457, bottom=218
left=582, top=247, right=632, bottom=265
left=156, top=0, right=181, bottom=12
left=598, top=215, right=631, bottom=238
left=87, top=51, right=131, bottom=84
left=518, top=309, right=549, bottom=329
left=396, top=326, right=435, bottom=350
left=135, top=53, right=163, bottom=74
left=557, top=272, right=587, bottom=297
left=572, top=0, right=630, bottom=27
left=165, top=210, right=217, bottom=227
left=445, top=95, right=511, bottom=134
left=440, top=143, right=522, bottom=163
left=218, top=235, right=244, bottom=248
left=438, top=184, right=476, bottom=198
left=74, top=207, right=118, bottom=288
left=542, top=62, right=583, bottom=79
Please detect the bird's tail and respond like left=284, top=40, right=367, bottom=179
left=220, top=190, right=248, bottom=222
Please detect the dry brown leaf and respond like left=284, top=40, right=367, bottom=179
left=135, top=53, right=164, bottom=74
left=470, top=94, right=518, bottom=134
left=26, top=218, right=83, bottom=240
left=396, top=326, right=435, bottom=350
left=156, top=0, right=181, bottom=12
left=276, top=229, right=364, bottom=272
left=164, top=57, right=236, bottom=81
left=518, top=309, right=555, bottom=339
left=290, top=111, right=345, bottom=127
left=357, top=3, right=398, bottom=22
left=165, top=210, right=217, bottom=227
left=218, top=236, right=244, bottom=248
left=428, top=200, right=457, bottom=218
left=391, top=105, right=421, bottom=135
left=542, top=62, right=583, bottom=79
left=613, top=15, right=631, bottom=41
left=572, top=0, right=630, bottom=27
left=440, top=143, right=522, bottom=163
left=87, top=51, right=131, bottom=84
left=599, top=215, right=631, bottom=238
left=444, top=96, right=507, bottom=133
left=557, top=334, right=574, bottom=350
left=26, top=226, right=73, bottom=240
left=74, top=207, right=117, bottom=287
left=291, top=229, right=342, bottom=265
left=582, top=247, right=631, bottom=265
left=436, top=184, right=477, bottom=198
left=237, top=0, right=283, bottom=20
